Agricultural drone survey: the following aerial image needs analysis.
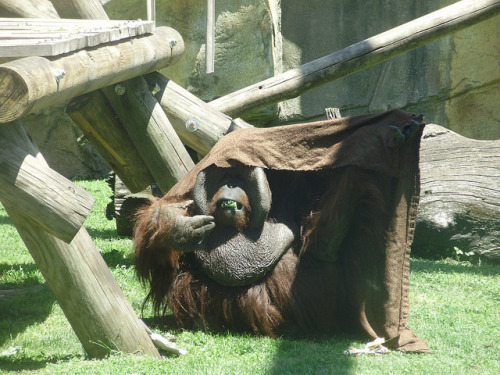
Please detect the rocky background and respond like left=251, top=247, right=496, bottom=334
left=1, top=0, right=498, bottom=178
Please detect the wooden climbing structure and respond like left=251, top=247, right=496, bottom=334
left=0, top=0, right=499, bottom=359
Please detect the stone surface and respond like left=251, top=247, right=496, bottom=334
left=279, top=0, right=500, bottom=140
left=22, top=105, right=110, bottom=179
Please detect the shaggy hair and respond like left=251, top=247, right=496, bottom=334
left=133, top=166, right=393, bottom=337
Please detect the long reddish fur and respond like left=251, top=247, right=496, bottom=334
left=133, top=166, right=392, bottom=337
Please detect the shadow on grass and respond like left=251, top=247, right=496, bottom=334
left=0, top=353, right=79, bottom=372
left=268, top=335, right=355, bottom=375
left=0, top=279, right=54, bottom=348
left=410, top=257, right=499, bottom=277
left=143, top=316, right=356, bottom=374
left=0, top=215, right=14, bottom=226
left=85, top=227, right=121, bottom=241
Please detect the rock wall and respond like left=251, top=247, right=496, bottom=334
left=279, top=0, right=500, bottom=140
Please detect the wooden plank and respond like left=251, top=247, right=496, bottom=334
left=0, top=26, right=184, bottom=122
left=0, top=18, right=155, bottom=57
left=209, top=0, right=500, bottom=118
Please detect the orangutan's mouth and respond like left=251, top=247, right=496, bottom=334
left=219, top=199, right=243, bottom=211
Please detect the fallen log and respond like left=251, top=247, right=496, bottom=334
left=50, top=0, right=108, bottom=19
left=0, top=0, right=57, bottom=18
left=415, top=124, right=500, bottom=263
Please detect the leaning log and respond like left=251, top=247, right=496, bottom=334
left=414, top=124, right=500, bottom=263
left=0, top=0, right=57, bottom=18
left=0, top=124, right=95, bottom=243
left=0, top=121, right=161, bottom=358
left=144, top=72, right=252, bottom=156
left=50, top=0, right=108, bottom=19
left=209, top=0, right=500, bottom=118
left=103, top=77, right=195, bottom=193
left=67, top=91, right=155, bottom=193
left=0, top=26, right=184, bottom=123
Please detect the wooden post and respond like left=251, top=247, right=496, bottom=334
left=206, top=0, right=215, bottom=74
left=209, top=0, right=500, bottom=118
left=67, top=91, right=155, bottom=193
left=0, top=121, right=160, bottom=359
left=0, top=126, right=95, bottom=243
left=0, top=27, right=185, bottom=123
left=103, top=77, right=195, bottom=193
left=144, top=72, right=252, bottom=156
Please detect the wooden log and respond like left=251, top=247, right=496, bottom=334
left=0, top=0, right=57, bottom=18
left=50, top=0, right=108, bottom=20
left=0, top=26, right=184, bottom=123
left=144, top=72, right=252, bottom=156
left=103, top=77, right=195, bottom=193
left=209, top=0, right=500, bottom=118
left=67, top=91, right=155, bottom=193
left=0, top=123, right=95, bottom=243
left=0, top=121, right=160, bottom=358
left=414, top=124, right=500, bottom=263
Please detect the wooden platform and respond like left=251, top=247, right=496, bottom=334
left=0, top=18, right=155, bottom=58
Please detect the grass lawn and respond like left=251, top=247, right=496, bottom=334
left=0, top=178, right=499, bottom=374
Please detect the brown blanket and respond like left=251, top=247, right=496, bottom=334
left=166, top=109, right=429, bottom=352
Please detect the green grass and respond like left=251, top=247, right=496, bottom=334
left=1, top=179, right=499, bottom=374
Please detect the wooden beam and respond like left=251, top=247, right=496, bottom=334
left=144, top=72, right=252, bottom=156
left=103, top=77, right=195, bottom=193
left=0, top=26, right=184, bottom=123
left=209, top=0, right=500, bottom=118
left=0, top=121, right=161, bottom=359
left=67, top=91, right=155, bottom=193
left=0, top=125, right=95, bottom=243
left=50, top=0, right=108, bottom=20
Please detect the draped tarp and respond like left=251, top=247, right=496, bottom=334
left=164, top=109, right=429, bottom=352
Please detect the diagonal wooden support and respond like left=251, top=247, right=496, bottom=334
left=144, top=72, right=252, bottom=156
left=0, top=121, right=160, bottom=359
left=67, top=90, right=155, bottom=193
left=0, top=123, right=95, bottom=243
left=102, top=77, right=195, bottom=193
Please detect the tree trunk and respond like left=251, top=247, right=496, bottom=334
left=414, top=124, right=500, bottom=263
